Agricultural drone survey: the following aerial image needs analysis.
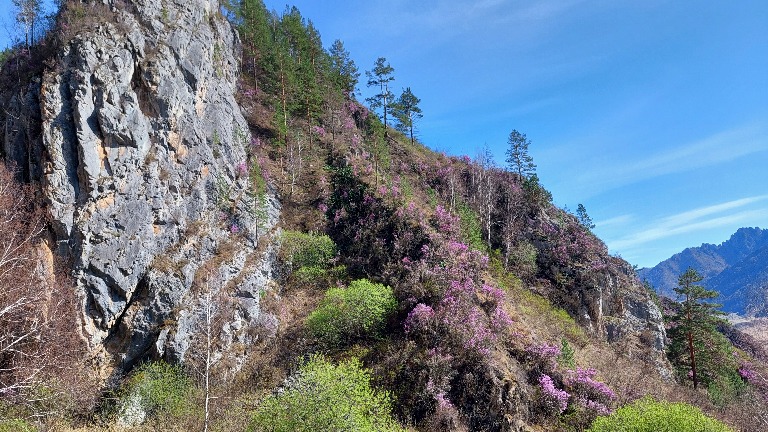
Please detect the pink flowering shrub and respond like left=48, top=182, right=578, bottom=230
left=431, top=205, right=461, bottom=239
left=540, top=220, right=608, bottom=271
left=236, top=161, right=248, bottom=178
left=311, top=125, right=326, bottom=137
left=404, top=303, right=435, bottom=333
left=526, top=342, right=616, bottom=422
left=399, top=233, right=511, bottom=357
left=539, top=374, right=569, bottom=414
left=738, top=363, right=756, bottom=383
left=526, top=343, right=561, bottom=375
left=738, top=361, right=768, bottom=402
left=563, top=367, right=616, bottom=416
left=325, top=163, right=428, bottom=279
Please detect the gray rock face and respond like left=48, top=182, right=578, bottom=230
left=1, top=0, right=280, bottom=373
left=591, top=258, right=672, bottom=378
left=540, top=242, right=671, bottom=378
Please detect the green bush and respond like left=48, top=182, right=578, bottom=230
left=120, top=361, right=194, bottom=420
left=457, top=203, right=485, bottom=251
left=707, top=368, right=748, bottom=407
left=0, top=49, right=10, bottom=69
left=306, top=279, right=397, bottom=346
left=293, top=264, right=348, bottom=287
left=508, top=240, right=538, bottom=280
left=558, top=338, right=576, bottom=369
left=586, top=397, right=733, bottom=432
left=249, top=355, right=405, bottom=432
left=0, top=419, right=34, bottom=432
left=280, top=230, right=337, bottom=273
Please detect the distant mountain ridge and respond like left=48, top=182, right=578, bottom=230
left=638, top=227, right=768, bottom=316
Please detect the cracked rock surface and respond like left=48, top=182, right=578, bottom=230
left=1, top=0, right=280, bottom=373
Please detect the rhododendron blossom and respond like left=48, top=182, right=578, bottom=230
left=539, top=374, right=569, bottom=414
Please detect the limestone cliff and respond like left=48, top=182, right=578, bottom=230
left=0, top=0, right=279, bottom=373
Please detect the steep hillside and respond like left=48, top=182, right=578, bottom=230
left=639, top=227, right=768, bottom=314
left=0, top=1, right=766, bottom=431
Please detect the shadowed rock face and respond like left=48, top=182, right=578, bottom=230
left=1, top=0, right=280, bottom=373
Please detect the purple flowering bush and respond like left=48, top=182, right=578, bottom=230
left=526, top=341, right=616, bottom=424
left=526, top=343, right=561, bottom=375
left=325, top=162, right=429, bottom=279
left=404, top=303, right=435, bottom=334
left=539, top=374, right=569, bottom=415
left=402, top=233, right=512, bottom=357
left=564, top=367, right=616, bottom=416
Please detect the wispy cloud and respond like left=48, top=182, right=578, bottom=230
left=595, top=214, right=634, bottom=229
left=623, top=124, right=768, bottom=179
left=557, top=122, right=768, bottom=199
left=609, top=196, right=768, bottom=250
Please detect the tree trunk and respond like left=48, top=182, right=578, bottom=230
left=686, top=307, right=698, bottom=389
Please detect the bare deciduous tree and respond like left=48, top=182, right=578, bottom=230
left=0, top=163, right=91, bottom=415
left=12, top=0, right=42, bottom=47
left=187, top=274, right=232, bottom=432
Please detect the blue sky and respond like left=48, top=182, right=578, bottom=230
left=2, top=1, right=767, bottom=268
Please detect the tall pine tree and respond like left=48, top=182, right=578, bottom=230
left=666, top=268, right=729, bottom=390
left=329, top=39, right=359, bottom=94
left=505, top=129, right=536, bottom=179
left=392, top=87, right=422, bottom=145
left=365, top=57, right=395, bottom=138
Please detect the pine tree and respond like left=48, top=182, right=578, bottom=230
left=576, top=204, right=595, bottom=230
left=666, top=268, right=725, bottom=389
left=392, top=87, right=423, bottom=145
left=365, top=57, right=395, bottom=138
left=329, top=39, right=359, bottom=94
left=505, top=129, right=536, bottom=179
left=233, top=0, right=271, bottom=78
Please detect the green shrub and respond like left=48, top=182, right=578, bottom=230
left=508, top=240, right=538, bottom=280
left=558, top=338, right=576, bottom=369
left=707, top=368, right=748, bottom=407
left=0, top=49, right=10, bottom=69
left=293, top=265, right=348, bottom=287
left=523, top=174, right=553, bottom=206
left=586, top=397, right=733, bottom=432
left=0, top=419, right=34, bottom=432
left=280, top=230, right=337, bottom=273
left=249, top=355, right=405, bottom=432
left=120, top=361, right=194, bottom=420
left=457, top=203, right=484, bottom=251
left=306, top=279, right=397, bottom=346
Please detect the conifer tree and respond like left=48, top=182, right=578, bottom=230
left=365, top=57, right=395, bottom=138
left=392, top=87, right=423, bottom=145
left=505, top=129, right=536, bottom=179
left=329, top=39, right=359, bottom=94
left=666, top=268, right=725, bottom=389
left=234, top=0, right=271, bottom=78
left=576, top=204, right=595, bottom=230
left=268, top=21, right=295, bottom=146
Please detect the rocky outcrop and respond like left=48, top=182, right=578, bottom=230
left=531, top=210, right=671, bottom=378
left=571, top=257, right=671, bottom=378
left=1, top=0, right=279, bottom=373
